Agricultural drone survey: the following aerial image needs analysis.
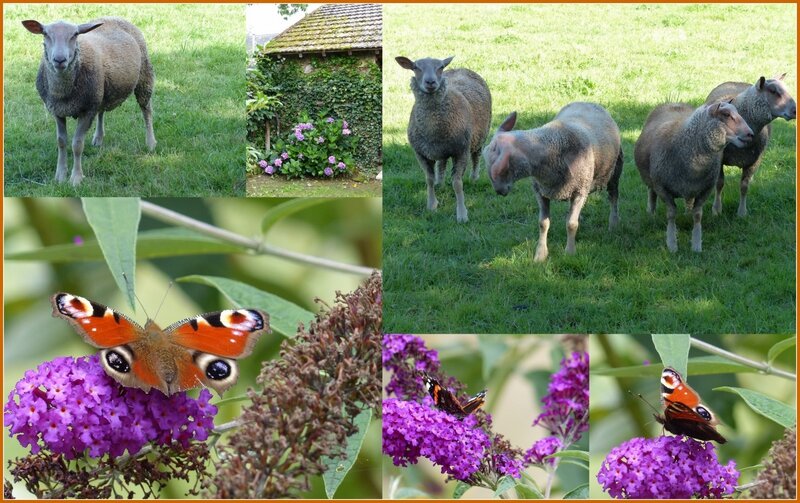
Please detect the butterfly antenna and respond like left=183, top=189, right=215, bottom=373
left=122, top=272, right=149, bottom=318
left=152, top=281, right=174, bottom=321
left=628, top=389, right=660, bottom=415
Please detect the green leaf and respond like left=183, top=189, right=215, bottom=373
left=394, top=487, right=431, bottom=499
left=592, top=356, right=754, bottom=377
left=737, top=464, right=765, bottom=474
left=82, top=198, right=140, bottom=310
left=563, top=484, right=589, bottom=499
left=652, top=334, right=690, bottom=375
left=515, top=483, right=543, bottom=499
left=5, top=228, right=245, bottom=262
left=548, top=449, right=589, bottom=462
left=550, top=458, right=589, bottom=471
left=767, top=336, right=796, bottom=364
left=493, top=476, right=517, bottom=498
left=452, top=481, right=471, bottom=499
left=260, top=198, right=333, bottom=234
left=322, top=408, right=371, bottom=499
left=178, top=275, right=315, bottom=338
left=477, top=335, right=507, bottom=381
left=716, top=386, right=796, bottom=428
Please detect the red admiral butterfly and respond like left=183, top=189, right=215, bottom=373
left=653, top=367, right=726, bottom=444
left=423, top=373, right=486, bottom=418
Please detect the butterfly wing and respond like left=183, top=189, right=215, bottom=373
left=423, top=374, right=468, bottom=417
left=164, top=309, right=270, bottom=396
left=52, top=293, right=143, bottom=348
left=461, top=390, right=487, bottom=415
left=662, top=399, right=727, bottom=443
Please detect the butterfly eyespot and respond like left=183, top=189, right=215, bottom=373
left=695, top=406, right=712, bottom=421
left=105, top=350, right=131, bottom=373
left=205, top=360, right=232, bottom=381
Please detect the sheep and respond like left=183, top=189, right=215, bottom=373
left=395, top=56, right=492, bottom=222
left=484, top=102, right=623, bottom=262
left=22, top=17, right=156, bottom=186
left=705, top=75, right=797, bottom=216
left=634, top=101, right=754, bottom=253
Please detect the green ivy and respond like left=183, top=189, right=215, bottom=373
left=248, top=53, right=381, bottom=174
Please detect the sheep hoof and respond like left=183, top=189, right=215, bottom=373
left=91, top=136, right=103, bottom=147
left=55, top=171, right=68, bottom=183
left=456, top=214, right=469, bottom=223
left=70, top=174, right=84, bottom=186
left=426, top=200, right=438, bottom=211
left=737, top=206, right=748, bottom=217
left=146, top=138, right=157, bottom=151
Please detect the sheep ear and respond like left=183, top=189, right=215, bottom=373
left=77, top=22, right=103, bottom=35
left=773, top=72, right=787, bottom=81
left=498, top=112, right=517, bottom=132
left=490, top=149, right=511, bottom=180
left=441, top=56, right=454, bottom=68
left=22, top=20, right=44, bottom=35
left=756, top=76, right=766, bottom=90
left=395, top=56, right=415, bottom=70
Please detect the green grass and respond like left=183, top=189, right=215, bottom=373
left=4, top=4, right=246, bottom=196
left=383, top=4, right=797, bottom=333
left=247, top=173, right=382, bottom=197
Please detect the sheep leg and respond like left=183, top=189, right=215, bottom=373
left=565, top=193, right=588, bottom=255
left=141, top=101, right=157, bottom=151
left=92, top=111, right=104, bottom=147
left=434, top=160, right=446, bottom=186
left=533, top=192, right=550, bottom=262
left=664, top=197, right=678, bottom=253
left=737, top=159, right=761, bottom=217
left=608, top=151, right=623, bottom=228
left=712, top=164, right=725, bottom=216
left=54, top=116, right=69, bottom=183
left=647, top=188, right=658, bottom=214
left=135, top=61, right=157, bottom=151
left=452, top=153, right=469, bottom=223
left=415, top=152, right=438, bottom=212
left=469, top=150, right=481, bottom=181
left=70, top=114, right=95, bottom=186
left=691, top=204, right=704, bottom=253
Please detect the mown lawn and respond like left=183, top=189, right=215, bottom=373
left=247, top=173, right=382, bottom=197
left=383, top=4, right=796, bottom=333
left=4, top=4, right=246, bottom=196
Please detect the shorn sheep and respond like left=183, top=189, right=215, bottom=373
left=705, top=75, right=796, bottom=216
left=395, top=56, right=492, bottom=222
left=23, top=17, right=156, bottom=186
left=484, top=102, right=623, bottom=262
left=634, top=102, right=754, bottom=253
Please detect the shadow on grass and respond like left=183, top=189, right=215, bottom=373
left=383, top=99, right=796, bottom=333
left=246, top=173, right=382, bottom=197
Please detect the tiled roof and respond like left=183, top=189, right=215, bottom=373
left=261, top=4, right=382, bottom=55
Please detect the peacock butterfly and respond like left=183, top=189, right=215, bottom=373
left=653, top=367, right=726, bottom=444
left=52, top=293, right=270, bottom=396
left=422, top=373, right=486, bottom=418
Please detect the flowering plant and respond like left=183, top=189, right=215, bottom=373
left=382, top=334, right=589, bottom=499
left=259, top=112, right=357, bottom=179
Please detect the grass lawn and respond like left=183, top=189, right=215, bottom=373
left=4, top=4, right=246, bottom=196
left=383, top=4, right=796, bottom=333
left=247, top=173, right=382, bottom=197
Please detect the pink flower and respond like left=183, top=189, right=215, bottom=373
left=324, top=167, right=333, bottom=177
left=281, top=152, right=289, bottom=160
left=337, top=162, right=346, bottom=170
left=317, top=137, right=325, bottom=144
left=342, top=129, right=352, bottom=136
left=274, top=158, right=283, bottom=167
left=258, top=160, right=268, bottom=169
left=328, top=156, right=336, bottom=164
left=265, top=165, right=275, bottom=175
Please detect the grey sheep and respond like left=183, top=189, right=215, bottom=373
left=634, top=102, right=754, bottom=253
left=705, top=75, right=796, bottom=216
left=395, top=56, right=492, bottom=222
left=484, top=102, right=623, bottom=262
left=23, top=17, right=156, bottom=186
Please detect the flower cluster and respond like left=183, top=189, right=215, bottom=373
left=524, top=436, right=563, bottom=466
left=750, top=427, right=796, bottom=499
left=597, top=436, right=738, bottom=499
left=532, top=351, right=589, bottom=443
left=382, top=334, right=441, bottom=400
left=4, top=355, right=217, bottom=459
left=263, top=113, right=357, bottom=179
left=383, top=398, right=491, bottom=480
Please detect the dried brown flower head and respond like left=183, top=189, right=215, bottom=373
left=750, top=427, right=796, bottom=499
left=210, top=273, right=382, bottom=498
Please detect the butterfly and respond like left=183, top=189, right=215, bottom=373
left=422, top=373, right=486, bottom=418
left=52, top=293, right=270, bottom=397
left=653, top=367, right=726, bottom=444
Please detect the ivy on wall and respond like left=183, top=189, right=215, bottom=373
left=248, top=53, right=382, bottom=173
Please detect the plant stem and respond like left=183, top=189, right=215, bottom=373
left=544, top=458, right=559, bottom=499
left=139, top=200, right=378, bottom=276
left=690, top=338, right=796, bottom=380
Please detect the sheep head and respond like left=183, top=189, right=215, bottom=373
left=755, top=74, right=797, bottom=121
left=22, top=19, right=103, bottom=73
left=395, top=55, right=454, bottom=94
left=484, top=112, right=520, bottom=196
left=709, top=101, right=754, bottom=148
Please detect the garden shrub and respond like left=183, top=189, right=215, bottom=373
left=247, top=53, right=381, bottom=176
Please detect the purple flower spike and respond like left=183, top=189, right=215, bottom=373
left=4, top=356, right=217, bottom=459
left=383, top=398, right=490, bottom=481
left=597, top=436, right=738, bottom=499
left=324, top=167, right=333, bottom=176
left=382, top=334, right=441, bottom=400
left=533, top=351, right=589, bottom=443
left=524, top=436, right=563, bottom=466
